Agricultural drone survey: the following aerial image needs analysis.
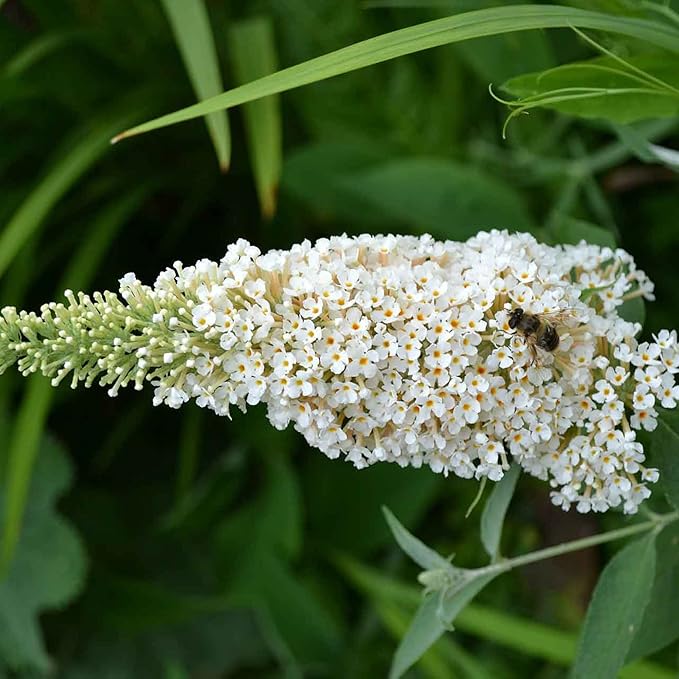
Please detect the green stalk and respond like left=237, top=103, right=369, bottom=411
left=481, top=511, right=678, bottom=577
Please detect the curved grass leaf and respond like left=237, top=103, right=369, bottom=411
left=0, top=376, right=53, bottom=571
left=1, top=192, right=147, bottom=569
left=383, top=506, right=453, bottom=571
left=57, top=189, right=148, bottom=293
left=2, top=30, right=83, bottom=77
left=228, top=17, right=282, bottom=218
left=160, top=0, right=231, bottom=170
left=0, top=110, right=139, bottom=279
left=572, top=532, right=657, bottom=679
left=480, top=463, right=519, bottom=561
left=112, top=6, right=679, bottom=142
left=502, top=54, right=679, bottom=125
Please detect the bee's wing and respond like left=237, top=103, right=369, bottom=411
left=536, top=308, right=580, bottom=325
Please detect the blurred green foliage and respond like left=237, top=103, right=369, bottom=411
left=0, top=0, right=678, bottom=676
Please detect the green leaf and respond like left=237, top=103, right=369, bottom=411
left=282, top=141, right=398, bottom=226
left=212, top=448, right=340, bottom=668
left=390, top=573, right=496, bottom=679
left=627, top=522, right=679, bottom=661
left=160, top=0, right=231, bottom=170
left=0, top=376, right=54, bottom=570
left=502, top=54, right=679, bottom=125
left=174, top=406, right=203, bottom=505
left=389, top=594, right=447, bottom=679
left=648, top=409, right=679, bottom=510
left=480, top=463, right=520, bottom=561
left=215, top=453, right=301, bottom=560
left=2, top=30, right=82, bottom=77
left=383, top=507, right=453, bottom=572
left=375, top=598, right=488, bottom=679
left=112, top=6, right=679, bottom=142
left=0, top=110, right=138, bottom=279
left=339, top=158, right=535, bottom=238
left=1, top=183, right=146, bottom=569
left=230, top=550, right=342, bottom=669
left=572, top=532, right=657, bottom=679
left=87, top=573, right=227, bottom=633
left=551, top=216, right=617, bottom=249
left=305, top=453, right=441, bottom=554
left=61, top=608, right=267, bottom=678
left=617, top=295, right=646, bottom=326
left=1, top=184, right=145, bottom=564
left=0, top=437, right=86, bottom=672
left=228, top=17, right=282, bottom=218
left=339, top=555, right=673, bottom=676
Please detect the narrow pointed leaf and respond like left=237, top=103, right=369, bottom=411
left=389, top=594, right=446, bottom=679
left=376, top=598, right=488, bottom=679
left=572, top=532, right=657, bottom=679
left=627, top=523, right=679, bottom=662
left=228, top=17, right=282, bottom=218
left=340, top=556, right=671, bottom=676
left=160, top=0, right=231, bottom=170
left=480, top=463, right=520, bottom=560
left=383, top=506, right=453, bottom=571
left=390, top=573, right=496, bottom=679
left=112, top=6, right=679, bottom=142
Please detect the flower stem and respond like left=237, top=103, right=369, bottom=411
left=481, top=511, right=678, bottom=577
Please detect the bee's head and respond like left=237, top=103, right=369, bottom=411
left=508, top=308, right=524, bottom=329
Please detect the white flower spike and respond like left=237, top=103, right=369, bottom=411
left=1, top=230, right=677, bottom=514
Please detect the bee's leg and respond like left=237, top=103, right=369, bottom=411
left=528, top=340, right=539, bottom=367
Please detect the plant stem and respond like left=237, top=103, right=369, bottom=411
left=481, top=511, right=678, bottom=577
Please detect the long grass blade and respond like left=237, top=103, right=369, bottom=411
left=0, top=375, right=52, bottom=572
left=160, top=0, right=231, bottom=171
left=3, top=31, right=82, bottom=77
left=228, top=16, right=282, bottom=218
left=112, top=5, right=679, bottom=142
left=0, top=111, right=138, bottom=279
left=0, top=190, right=148, bottom=571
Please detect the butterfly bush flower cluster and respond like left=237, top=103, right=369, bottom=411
left=1, top=230, right=677, bottom=514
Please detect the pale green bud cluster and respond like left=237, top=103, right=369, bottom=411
left=0, top=286, right=208, bottom=397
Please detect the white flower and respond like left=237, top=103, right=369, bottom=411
left=191, top=303, right=216, bottom=330
left=659, top=373, right=679, bottom=408
left=3, top=230, right=678, bottom=516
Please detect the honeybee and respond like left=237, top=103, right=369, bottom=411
left=508, top=307, right=566, bottom=363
